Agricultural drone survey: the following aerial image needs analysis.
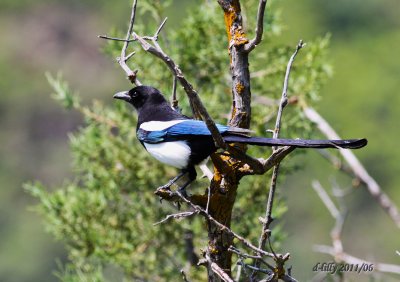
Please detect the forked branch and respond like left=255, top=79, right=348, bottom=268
left=99, top=0, right=227, bottom=149
left=245, top=0, right=268, bottom=52
left=303, top=106, right=400, bottom=228
left=251, top=41, right=304, bottom=280
left=312, top=181, right=400, bottom=276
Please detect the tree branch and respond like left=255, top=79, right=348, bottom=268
left=205, top=253, right=235, bottom=282
left=153, top=211, right=196, bottom=226
left=180, top=269, right=190, bottom=282
left=251, top=41, right=304, bottom=280
left=118, top=0, right=141, bottom=85
left=311, top=180, right=340, bottom=219
left=244, top=0, right=268, bottom=52
left=312, top=181, right=345, bottom=255
left=314, top=245, right=400, bottom=275
left=303, top=106, right=400, bottom=228
left=273, top=40, right=304, bottom=142
left=155, top=189, right=280, bottom=258
left=312, top=180, right=400, bottom=277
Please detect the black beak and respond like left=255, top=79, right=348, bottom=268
left=113, top=91, right=130, bottom=102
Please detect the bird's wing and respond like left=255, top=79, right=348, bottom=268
left=165, top=120, right=229, bottom=137
left=137, top=120, right=230, bottom=144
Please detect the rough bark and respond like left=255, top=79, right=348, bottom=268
left=205, top=1, right=252, bottom=280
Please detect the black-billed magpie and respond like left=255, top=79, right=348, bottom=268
left=114, top=85, right=367, bottom=194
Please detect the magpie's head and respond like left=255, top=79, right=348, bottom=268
left=113, top=85, right=167, bottom=110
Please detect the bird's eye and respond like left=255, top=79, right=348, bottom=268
left=131, top=91, right=138, bottom=97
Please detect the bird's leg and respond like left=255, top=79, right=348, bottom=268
left=157, top=170, right=187, bottom=191
left=177, top=166, right=197, bottom=198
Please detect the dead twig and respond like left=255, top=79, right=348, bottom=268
left=245, top=0, right=268, bottom=52
left=153, top=211, right=196, bottom=226
left=252, top=40, right=305, bottom=279
left=205, top=253, right=235, bottom=282
left=117, top=0, right=141, bottom=85
left=156, top=188, right=279, bottom=259
left=312, top=181, right=345, bottom=255
left=312, top=180, right=400, bottom=277
left=314, top=245, right=400, bottom=275
left=180, top=269, right=190, bottom=282
left=303, top=106, right=400, bottom=228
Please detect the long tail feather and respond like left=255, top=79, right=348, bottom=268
left=223, top=135, right=367, bottom=149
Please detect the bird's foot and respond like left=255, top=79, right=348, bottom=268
left=157, top=183, right=172, bottom=191
left=155, top=185, right=173, bottom=203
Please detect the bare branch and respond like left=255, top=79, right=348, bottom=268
left=248, top=40, right=304, bottom=280
left=314, top=245, right=400, bottom=275
left=312, top=180, right=400, bottom=277
left=180, top=269, right=190, bottom=282
left=245, top=0, right=268, bottom=52
left=155, top=188, right=279, bottom=258
left=303, top=106, right=400, bottom=228
left=98, top=35, right=135, bottom=42
left=199, top=163, right=213, bottom=181
left=256, top=39, right=305, bottom=259
left=229, top=246, right=275, bottom=270
left=205, top=254, right=235, bottom=282
left=240, top=263, right=272, bottom=275
left=273, top=40, right=305, bottom=141
left=257, top=146, right=296, bottom=173
left=171, top=75, right=179, bottom=111
left=154, top=17, right=168, bottom=40
left=317, top=149, right=355, bottom=177
left=118, top=0, right=141, bottom=85
left=312, top=180, right=345, bottom=254
left=311, top=180, right=340, bottom=218
left=153, top=211, right=196, bottom=226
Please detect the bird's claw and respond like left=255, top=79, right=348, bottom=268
left=157, top=184, right=172, bottom=191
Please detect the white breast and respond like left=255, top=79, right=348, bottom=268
left=140, top=120, right=185, bottom=131
left=144, top=141, right=191, bottom=169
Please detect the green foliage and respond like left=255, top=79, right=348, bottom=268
left=46, top=72, right=81, bottom=110
left=26, top=0, right=332, bottom=281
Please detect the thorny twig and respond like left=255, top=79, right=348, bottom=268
left=252, top=40, right=304, bottom=279
left=312, top=181, right=340, bottom=219
left=312, top=181, right=400, bottom=276
left=229, top=246, right=275, bottom=271
left=204, top=253, right=235, bottom=282
left=117, top=0, right=140, bottom=85
left=153, top=211, right=196, bottom=226
left=171, top=75, right=179, bottom=111
left=155, top=188, right=280, bottom=259
left=180, top=269, right=190, bottom=282
left=303, top=106, right=400, bottom=228
left=273, top=40, right=305, bottom=142
left=313, top=246, right=400, bottom=275
left=245, top=0, right=268, bottom=52
left=312, top=181, right=345, bottom=255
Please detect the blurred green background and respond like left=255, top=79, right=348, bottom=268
left=0, top=0, right=399, bottom=281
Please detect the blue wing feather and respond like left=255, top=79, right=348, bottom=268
left=166, top=120, right=229, bottom=136
left=137, top=120, right=229, bottom=144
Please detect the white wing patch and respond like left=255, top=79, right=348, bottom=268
left=144, top=141, right=191, bottom=169
left=140, top=120, right=186, bottom=131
